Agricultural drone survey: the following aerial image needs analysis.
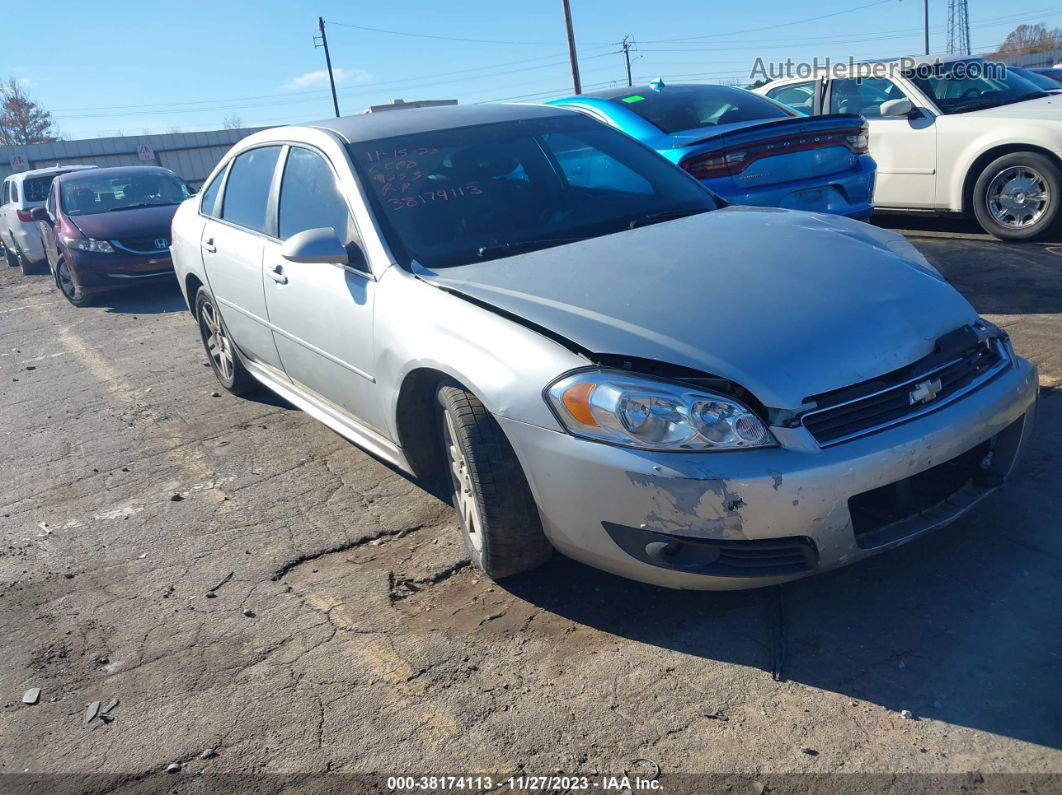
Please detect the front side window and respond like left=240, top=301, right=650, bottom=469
left=277, top=147, right=355, bottom=243
left=829, top=78, right=910, bottom=118
left=905, top=59, right=1046, bottom=114
left=350, top=114, right=717, bottom=268
left=1, top=181, right=9, bottom=204
left=609, top=85, right=793, bottom=133
left=220, top=147, right=282, bottom=233
left=60, top=171, right=191, bottom=216
left=45, top=182, right=56, bottom=216
left=766, top=81, right=817, bottom=114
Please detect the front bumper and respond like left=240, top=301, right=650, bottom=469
left=499, top=354, right=1038, bottom=590
left=66, top=249, right=175, bottom=294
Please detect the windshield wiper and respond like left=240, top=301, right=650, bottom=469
left=107, top=202, right=176, bottom=211
left=628, top=207, right=709, bottom=229
left=476, top=238, right=585, bottom=259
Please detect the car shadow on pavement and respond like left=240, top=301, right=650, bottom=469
left=95, top=278, right=189, bottom=315
left=500, top=392, right=1062, bottom=751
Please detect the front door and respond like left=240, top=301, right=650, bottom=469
left=201, top=145, right=285, bottom=370
left=261, top=146, right=382, bottom=431
left=827, top=77, right=937, bottom=208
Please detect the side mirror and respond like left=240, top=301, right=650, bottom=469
left=280, top=227, right=349, bottom=265
left=30, top=206, right=50, bottom=223
left=879, top=98, right=914, bottom=118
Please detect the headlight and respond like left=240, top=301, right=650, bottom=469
left=546, top=370, right=776, bottom=451
left=60, top=235, right=115, bottom=254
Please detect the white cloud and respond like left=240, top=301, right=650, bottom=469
left=281, top=68, right=371, bottom=91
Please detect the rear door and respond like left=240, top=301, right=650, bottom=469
left=261, top=145, right=382, bottom=431
left=200, top=145, right=286, bottom=370
left=826, top=76, right=936, bottom=208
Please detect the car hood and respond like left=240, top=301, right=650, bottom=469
left=69, top=204, right=179, bottom=240
left=419, top=208, right=978, bottom=410
left=961, top=93, right=1062, bottom=120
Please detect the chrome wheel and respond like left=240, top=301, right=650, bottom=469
left=986, top=166, right=1050, bottom=229
left=443, top=408, right=484, bottom=551
left=200, top=300, right=234, bottom=382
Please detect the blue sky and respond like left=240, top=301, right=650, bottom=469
left=3, top=0, right=1059, bottom=140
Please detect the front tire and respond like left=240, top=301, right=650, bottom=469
left=972, top=152, right=1060, bottom=241
left=55, top=258, right=93, bottom=306
left=195, top=286, right=254, bottom=395
left=436, top=383, right=552, bottom=579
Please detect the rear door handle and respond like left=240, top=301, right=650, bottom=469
left=202, top=238, right=216, bottom=254
left=268, top=264, right=288, bottom=285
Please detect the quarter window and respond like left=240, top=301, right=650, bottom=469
left=199, top=167, right=225, bottom=218
left=277, top=148, right=355, bottom=243
left=829, top=78, right=907, bottom=118
left=766, top=81, right=818, bottom=114
left=220, top=146, right=282, bottom=234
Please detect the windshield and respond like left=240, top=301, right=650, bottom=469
left=609, top=84, right=793, bottom=133
left=1011, top=67, right=1061, bottom=92
left=349, top=115, right=717, bottom=268
left=906, top=60, right=1048, bottom=113
left=61, top=171, right=191, bottom=216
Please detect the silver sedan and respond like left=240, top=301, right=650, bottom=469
left=170, top=103, right=1037, bottom=589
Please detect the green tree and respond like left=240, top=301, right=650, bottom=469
left=0, top=79, right=58, bottom=145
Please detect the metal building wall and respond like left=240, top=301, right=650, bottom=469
left=0, top=128, right=266, bottom=188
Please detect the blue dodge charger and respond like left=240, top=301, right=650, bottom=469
left=549, top=81, right=876, bottom=219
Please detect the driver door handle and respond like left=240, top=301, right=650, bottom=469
left=268, top=264, right=288, bottom=285
left=202, top=238, right=216, bottom=254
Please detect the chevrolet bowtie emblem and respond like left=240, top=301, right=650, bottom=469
left=909, top=378, right=943, bottom=405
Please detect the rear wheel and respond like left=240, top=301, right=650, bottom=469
left=436, top=383, right=552, bottom=579
left=0, top=240, right=14, bottom=267
left=55, top=258, right=93, bottom=307
left=195, top=286, right=254, bottom=395
left=972, top=152, right=1060, bottom=241
left=19, top=246, right=44, bottom=275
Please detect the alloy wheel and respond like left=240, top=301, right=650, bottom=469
left=56, top=260, right=80, bottom=300
left=442, top=408, right=484, bottom=551
left=986, top=166, right=1050, bottom=229
left=200, top=300, right=234, bottom=382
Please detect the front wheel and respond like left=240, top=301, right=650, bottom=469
left=55, top=258, right=93, bottom=306
left=195, top=286, right=255, bottom=395
left=436, top=383, right=553, bottom=579
left=972, top=152, right=1060, bottom=241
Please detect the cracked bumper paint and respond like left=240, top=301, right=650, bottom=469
left=499, top=354, right=1038, bottom=590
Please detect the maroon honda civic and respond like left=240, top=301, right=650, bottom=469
left=33, top=166, right=192, bottom=306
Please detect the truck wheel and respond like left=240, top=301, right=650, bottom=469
left=195, top=286, right=255, bottom=395
left=972, top=152, right=1060, bottom=241
left=436, top=383, right=553, bottom=579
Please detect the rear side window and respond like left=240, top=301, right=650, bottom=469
left=9, top=181, right=18, bottom=204
left=277, top=147, right=355, bottom=242
left=220, top=146, right=282, bottom=233
left=199, top=167, right=226, bottom=217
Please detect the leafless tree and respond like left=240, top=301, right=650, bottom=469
left=994, top=24, right=1062, bottom=56
left=222, top=113, right=243, bottom=130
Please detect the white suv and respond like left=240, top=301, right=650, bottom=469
left=1, top=165, right=96, bottom=273
left=756, top=55, right=1062, bottom=240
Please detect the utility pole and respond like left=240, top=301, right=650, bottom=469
left=561, top=0, right=582, bottom=94
left=620, top=36, right=633, bottom=87
left=924, top=0, right=930, bottom=55
left=315, top=16, right=341, bottom=117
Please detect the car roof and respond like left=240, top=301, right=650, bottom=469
left=295, top=103, right=571, bottom=144
left=57, top=165, right=175, bottom=184
left=10, top=165, right=96, bottom=181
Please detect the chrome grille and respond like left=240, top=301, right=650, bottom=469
left=801, top=337, right=1010, bottom=447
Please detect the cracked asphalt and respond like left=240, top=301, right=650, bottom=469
left=1, top=220, right=1060, bottom=792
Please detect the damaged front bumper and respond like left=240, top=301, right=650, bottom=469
left=499, top=354, right=1038, bottom=590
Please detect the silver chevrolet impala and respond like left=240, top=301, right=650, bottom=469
left=170, top=104, right=1038, bottom=590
